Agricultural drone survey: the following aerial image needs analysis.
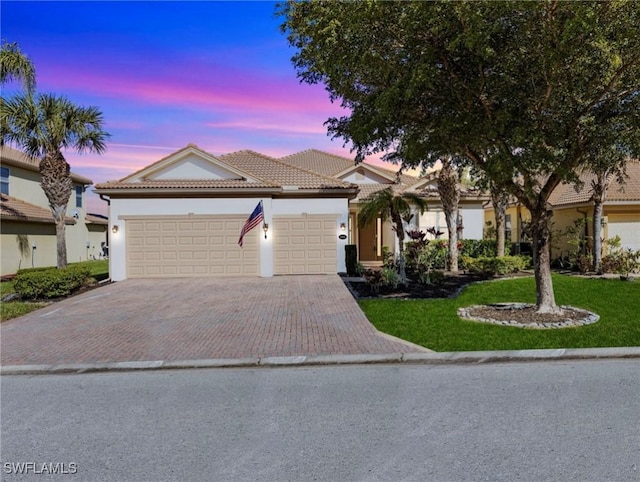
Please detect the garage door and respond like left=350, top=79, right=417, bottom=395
left=274, top=215, right=337, bottom=275
left=126, top=216, right=258, bottom=278
left=608, top=214, right=640, bottom=250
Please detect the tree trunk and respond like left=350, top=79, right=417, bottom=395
left=592, top=201, right=604, bottom=274
left=491, top=189, right=508, bottom=257
left=495, top=214, right=506, bottom=257
left=54, top=208, right=68, bottom=269
left=437, top=158, right=460, bottom=272
left=392, top=211, right=407, bottom=284
left=591, top=174, right=608, bottom=275
left=40, top=151, right=73, bottom=269
left=530, top=207, right=560, bottom=314
left=444, top=208, right=459, bottom=272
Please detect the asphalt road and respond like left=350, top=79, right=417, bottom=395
left=1, top=361, right=639, bottom=481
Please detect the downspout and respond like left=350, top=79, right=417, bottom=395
left=99, top=193, right=110, bottom=206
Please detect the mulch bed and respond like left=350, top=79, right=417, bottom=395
left=342, top=272, right=496, bottom=300
left=464, top=304, right=590, bottom=325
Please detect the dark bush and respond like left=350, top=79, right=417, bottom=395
left=14, top=266, right=92, bottom=300
left=463, top=255, right=531, bottom=275
left=345, top=244, right=358, bottom=276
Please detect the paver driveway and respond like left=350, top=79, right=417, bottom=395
left=1, top=275, right=424, bottom=366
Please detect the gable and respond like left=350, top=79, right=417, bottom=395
left=149, top=153, right=244, bottom=181
left=339, top=166, right=396, bottom=185
left=121, top=145, right=258, bottom=183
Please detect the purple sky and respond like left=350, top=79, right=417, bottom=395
left=2, top=1, right=392, bottom=214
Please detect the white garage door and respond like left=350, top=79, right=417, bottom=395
left=126, top=216, right=258, bottom=278
left=608, top=215, right=640, bottom=251
left=274, top=215, right=337, bottom=275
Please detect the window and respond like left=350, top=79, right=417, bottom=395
left=505, top=214, right=512, bottom=242
left=1, top=166, right=9, bottom=195
left=75, top=185, right=83, bottom=208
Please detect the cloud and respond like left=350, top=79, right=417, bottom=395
left=39, top=60, right=341, bottom=118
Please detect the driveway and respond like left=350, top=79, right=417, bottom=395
left=1, top=275, right=424, bottom=366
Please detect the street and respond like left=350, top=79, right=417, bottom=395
left=2, top=361, right=639, bottom=481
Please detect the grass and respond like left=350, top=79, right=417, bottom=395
left=360, top=274, right=640, bottom=352
left=0, top=259, right=109, bottom=322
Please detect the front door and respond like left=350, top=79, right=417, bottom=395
left=358, top=220, right=379, bottom=261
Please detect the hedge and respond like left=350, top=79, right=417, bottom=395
left=14, top=265, right=92, bottom=300
left=462, top=255, right=531, bottom=275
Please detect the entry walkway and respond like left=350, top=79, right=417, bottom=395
left=1, top=275, right=423, bottom=366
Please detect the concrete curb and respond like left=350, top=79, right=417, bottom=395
left=2, top=347, right=639, bottom=376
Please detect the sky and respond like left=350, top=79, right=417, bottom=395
left=1, top=1, right=392, bottom=215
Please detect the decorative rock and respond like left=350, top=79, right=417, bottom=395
left=457, top=303, right=600, bottom=329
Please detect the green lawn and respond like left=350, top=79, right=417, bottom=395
left=0, top=260, right=109, bottom=322
left=360, top=275, right=640, bottom=352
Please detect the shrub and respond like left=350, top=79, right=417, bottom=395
left=381, top=267, right=400, bottom=289
left=14, top=266, right=92, bottom=300
left=460, top=239, right=497, bottom=258
left=418, top=269, right=445, bottom=286
left=363, top=269, right=384, bottom=295
left=463, top=255, right=531, bottom=276
left=381, top=246, right=395, bottom=269
left=575, top=254, right=593, bottom=274
left=345, top=244, right=358, bottom=276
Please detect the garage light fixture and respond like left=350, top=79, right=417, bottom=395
left=263, top=223, right=269, bottom=239
left=340, top=223, right=346, bottom=232
left=112, top=225, right=119, bottom=234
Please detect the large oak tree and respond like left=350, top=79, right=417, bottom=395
left=279, top=0, right=640, bottom=313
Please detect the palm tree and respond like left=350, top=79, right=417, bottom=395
left=0, top=41, right=36, bottom=94
left=358, top=187, right=428, bottom=283
left=1, top=93, right=109, bottom=268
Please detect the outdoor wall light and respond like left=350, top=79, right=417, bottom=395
left=340, top=222, right=346, bottom=232
left=112, top=225, right=119, bottom=234
left=263, top=223, right=269, bottom=239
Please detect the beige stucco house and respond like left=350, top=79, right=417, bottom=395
left=95, top=145, right=488, bottom=281
left=484, top=160, right=640, bottom=258
left=279, top=150, right=489, bottom=263
left=0, top=146, right=108, bottom=276
left=95, top=145, right=358, bottom=281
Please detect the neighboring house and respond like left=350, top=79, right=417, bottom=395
left=0, top=146, right=108, bottom=276
left=94, top=145, right=358, bottom=281
left=484, top=159, right=640, bottom=257
left=279, top=150, right=488, bottom=263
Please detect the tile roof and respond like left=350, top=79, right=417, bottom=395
left=85, top=214, right=109, bottom=225
left=96, top=146, right=357, bottom=194
left=548, top=159, right=640, bottom=206
left=279, top=148, right=423, bottom=188
left=278, top=149, right=354, bottom=177
left=354, top=183, right=394, bottom=201
left=414, top=184, right=491, bottom=201
left=0, top=145, right=93, bottom=185
left=1, top=194, right=76, bottom=224
left=95, top=179, right=279, bottom=190
left=219, top=150, right=355, bottom=190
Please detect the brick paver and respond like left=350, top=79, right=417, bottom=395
left=1, top=275, right=423, bottom=366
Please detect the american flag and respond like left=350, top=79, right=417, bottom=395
left=238, top=201, right=264, bottom=247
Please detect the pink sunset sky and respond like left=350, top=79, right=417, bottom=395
left=2, top=1, right=398, bottom=215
